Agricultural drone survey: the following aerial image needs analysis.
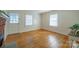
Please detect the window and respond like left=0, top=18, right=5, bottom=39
left=25, top=15, right=32, bottom=25
left=49, top=14, right=58, bottom=26
left=9, top=13, right=19, bottom=23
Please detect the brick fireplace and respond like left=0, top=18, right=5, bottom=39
left=0, top=17, right=6, bottom=47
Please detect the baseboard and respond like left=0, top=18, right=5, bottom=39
left=6, top=28, right=68, bottom=38
left=41, top=28, right=68, bottom=37
left=19, top=28, right=41, bottom=34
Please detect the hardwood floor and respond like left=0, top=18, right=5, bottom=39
left=5, top=29, right=70, bottom=48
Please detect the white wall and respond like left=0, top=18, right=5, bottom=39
left=5, top=10, right=79, bottom=38
left=40, top=10, right=79, bottom=35
left=5, top=10, right=41, bottom=36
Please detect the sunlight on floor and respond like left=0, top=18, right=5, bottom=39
left=48, top=35, right=59, bottom=48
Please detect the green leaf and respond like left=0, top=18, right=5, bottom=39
left=0, top=10, right=9, bottom=17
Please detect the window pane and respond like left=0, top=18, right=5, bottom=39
left=49, top=14, right=58, bottom=26
left=9, top=13, right=19, bottom=23
left=25, top=15, right=32, bottom=25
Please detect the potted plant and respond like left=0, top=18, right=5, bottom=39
left=69, top=24, right=79, bottom=48
left=69, top=24, right=79, bottom=37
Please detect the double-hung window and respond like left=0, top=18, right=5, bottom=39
left=49, top=14, right=58, bottom=27
left=25, top=15, right=32, bottom=25
left=9, top=13, right=19, bottom=23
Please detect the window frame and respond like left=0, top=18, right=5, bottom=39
left=25, top=15, right=33, bottom=26
left=9, top=13, right=19, bottom=23
left=49, top=14, right=58, bottom=27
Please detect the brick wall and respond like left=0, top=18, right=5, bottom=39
left=0, top=17, right=6, bottom=34
left=0, top=17, right=6, bottom=47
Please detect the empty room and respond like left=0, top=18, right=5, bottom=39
left=0, top=10, right=79, bottom=48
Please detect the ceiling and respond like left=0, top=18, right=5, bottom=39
left=6, top=10, right=51, bottom=14
left=36, top=10, right=51, bottom=13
